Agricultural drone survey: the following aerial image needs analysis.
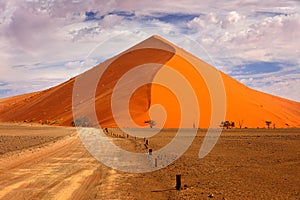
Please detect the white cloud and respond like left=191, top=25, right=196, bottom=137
left=0, top=0, right=299, bottom=101
left=99, top=14, right=124, bottom=28
left=64, top=60, right=82, bottom=70
left=187, top=17, right=205, bottom=30
left=6, top=6, right=55, bottom=53
left=220, top=11, right=244, bottom=29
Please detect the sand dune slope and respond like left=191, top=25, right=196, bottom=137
left=0, top=35, right=299, bottom=128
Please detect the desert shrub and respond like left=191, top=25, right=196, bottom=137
left=49, top=119, right=60, bottom=125
left=41, top=119, right=60, bottom=125
left=220, top=121, right=235, bottom=129
left=42, top=120, right=50, bottom=125
left=72, top=116, right=93, bottom=127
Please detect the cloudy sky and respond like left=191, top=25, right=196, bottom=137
left=0, top=0, right=299, bottom=101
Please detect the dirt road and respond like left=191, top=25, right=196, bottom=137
left=0, top=125, right=167, bottom=199
left=0, top=126, right=140, bottom=200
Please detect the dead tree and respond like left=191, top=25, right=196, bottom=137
left=238, top=120, right=244, bottom=129
left=144, top=120, right=156, bottom=128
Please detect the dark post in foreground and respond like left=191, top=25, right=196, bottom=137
left=176, top=174, right=181, bottom=190
left=149, top=148, right=152, bottom=155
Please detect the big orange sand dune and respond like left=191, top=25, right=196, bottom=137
left=0, top=35, right=300, bottom=128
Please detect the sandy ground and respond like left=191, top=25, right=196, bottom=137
left=0, top=124, right=299, bottom=199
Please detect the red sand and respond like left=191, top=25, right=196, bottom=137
left=0, top=35, right=299, bottom=128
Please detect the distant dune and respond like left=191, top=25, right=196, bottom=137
left=0, top=35, right=300, bottom=128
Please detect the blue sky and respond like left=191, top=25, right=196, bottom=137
left=0, top=0, right=299, bottom=101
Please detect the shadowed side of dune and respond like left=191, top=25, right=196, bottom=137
left=94, top=48, right=176, bottom=127
left=70, top=35, right=177, bottom=128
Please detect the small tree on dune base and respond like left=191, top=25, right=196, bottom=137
left=265, top=121, right=272, bottom=129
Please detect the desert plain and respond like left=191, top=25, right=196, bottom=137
left=0, top=123, right=299, bottom=200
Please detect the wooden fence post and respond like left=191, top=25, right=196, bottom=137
left=176, top=174, right=181, bottom=190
